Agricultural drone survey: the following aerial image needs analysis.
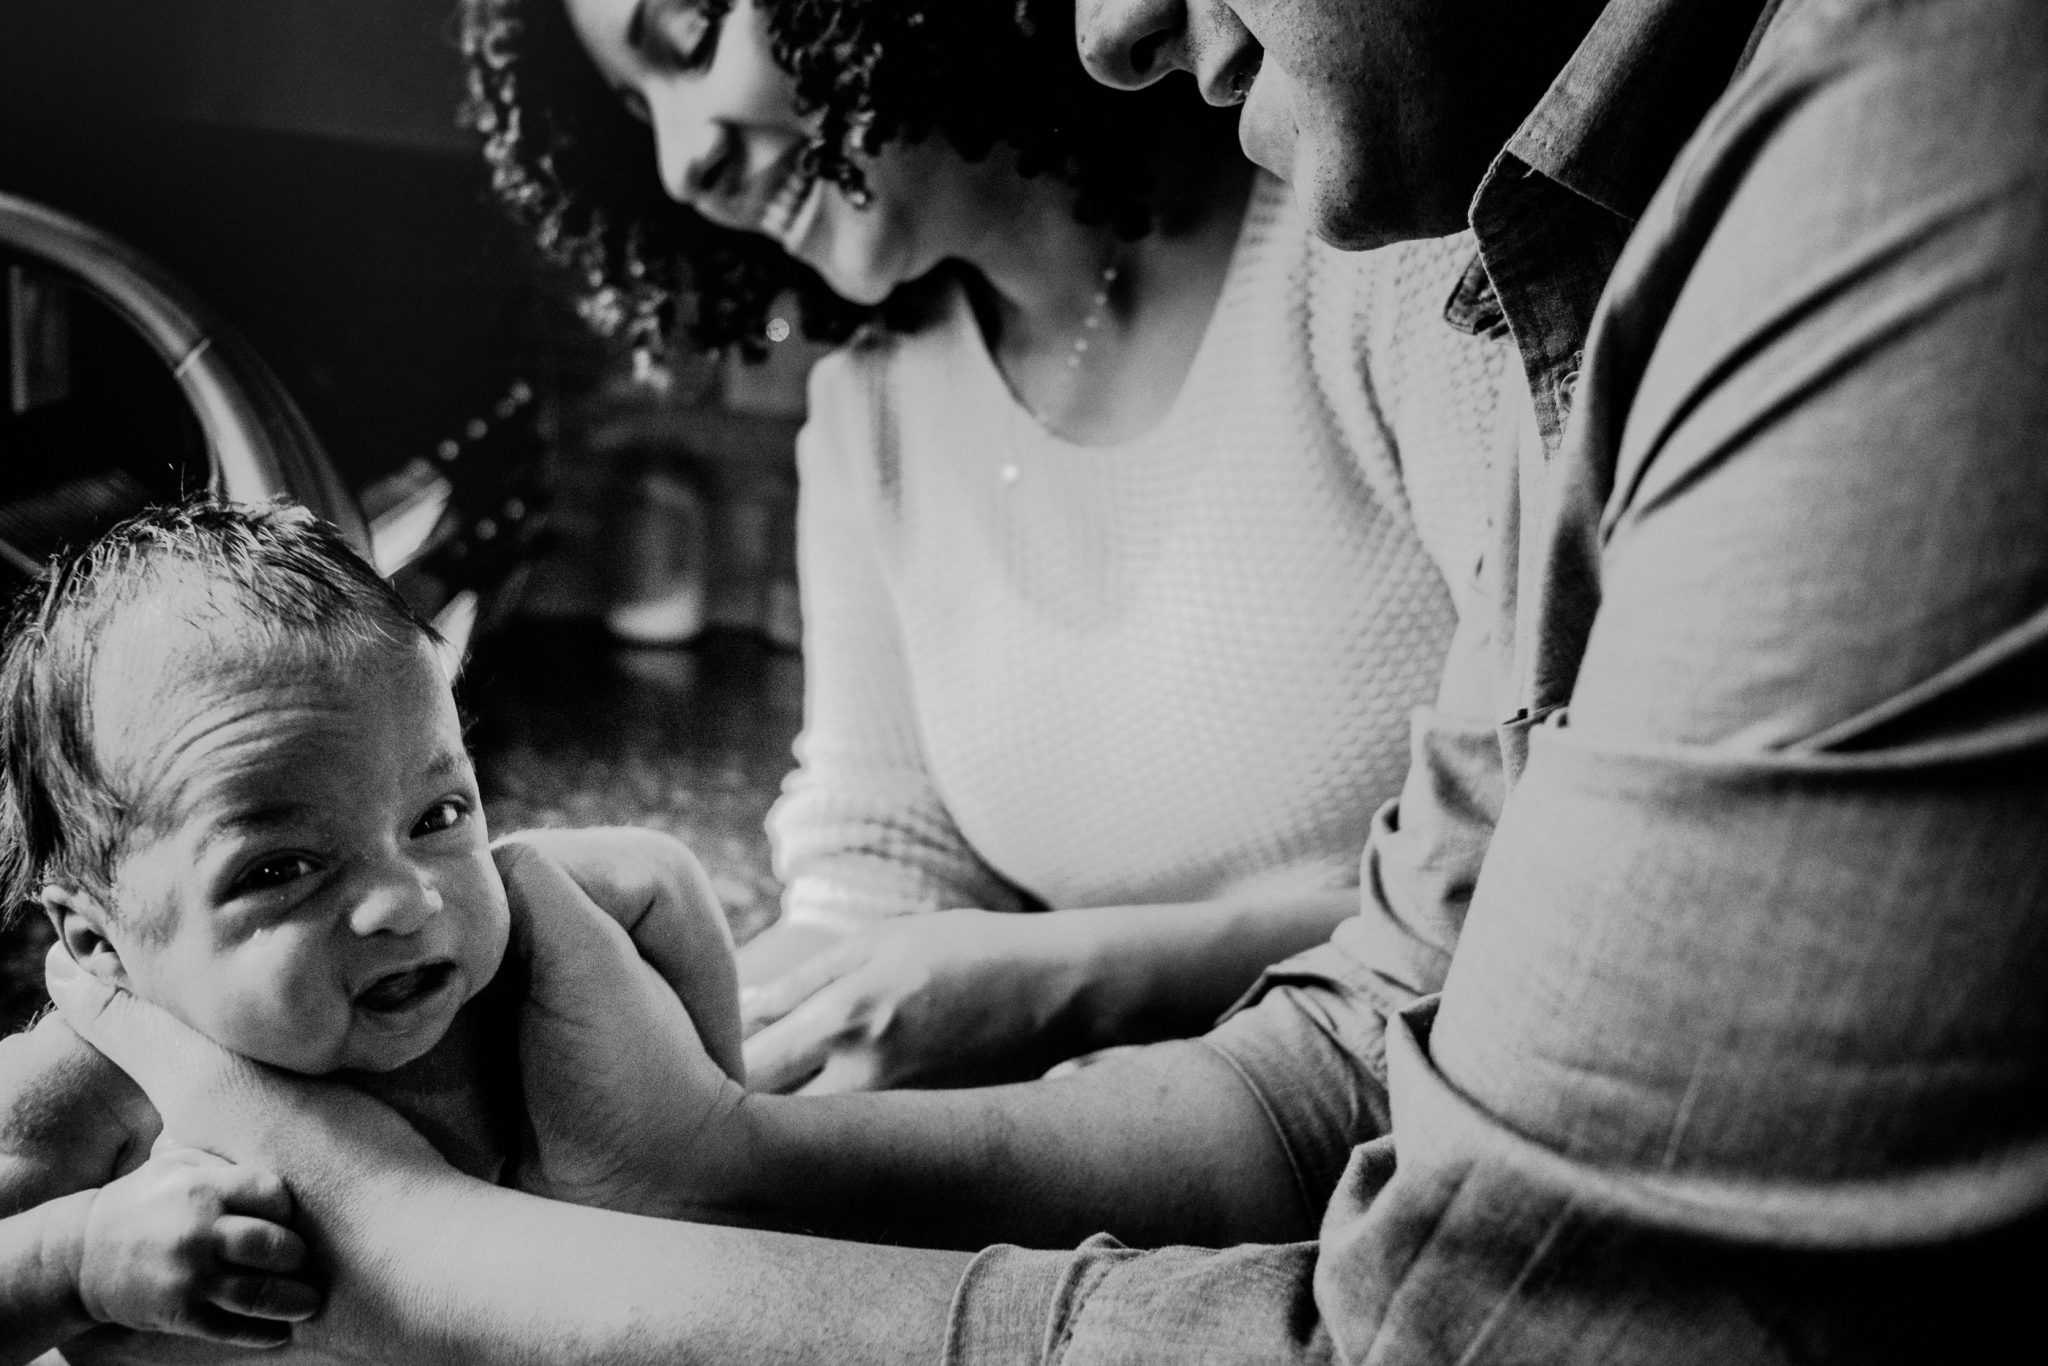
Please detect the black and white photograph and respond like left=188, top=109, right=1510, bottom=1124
left=0, top=0, right=2042, bottom=1361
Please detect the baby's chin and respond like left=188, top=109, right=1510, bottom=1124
left=239, top=979, right=480, bottom=1078
left=242, top=1022, right=454, bottom=1079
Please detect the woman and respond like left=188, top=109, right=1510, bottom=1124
left=461, top=0, right=1507, bottom=1092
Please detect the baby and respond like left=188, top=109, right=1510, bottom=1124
left=0, top=500, right=742, bottom=1363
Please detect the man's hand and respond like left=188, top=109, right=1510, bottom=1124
left=491, top=838, right=749, bottom=1217
left=743, top=909, right=1090, bottom=1093
left=42, top=947, right=456, bottom=1366
left=492, top=827, right=743, bottom=1082
left=70, top=1138, right=318, bottom=1347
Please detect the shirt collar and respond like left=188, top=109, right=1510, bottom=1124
left=1504, top=0, right=1782, bottom=223
left=1445, top=0, right=1784, bottom=451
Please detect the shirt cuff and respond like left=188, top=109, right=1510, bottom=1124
left=943, top=1235, right=1130, bottom=1366
left=1198, top=948, right=1398, bottom=1219
left=944, top=1235, right=1331, bottom=1365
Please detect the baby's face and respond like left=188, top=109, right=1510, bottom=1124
left=88, top=631, right=510, bottom=1075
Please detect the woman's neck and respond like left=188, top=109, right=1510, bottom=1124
left=956, top=137, right=1259, bottom=446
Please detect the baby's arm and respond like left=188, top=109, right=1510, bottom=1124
left=0, top=1017, right=317, bottom=1363
left=0, top=1139, right=319, bottom=1366
left=492, top=827, right=743, bottom=1083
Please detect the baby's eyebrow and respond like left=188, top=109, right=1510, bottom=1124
left=194, top=802, right=314, bottom=856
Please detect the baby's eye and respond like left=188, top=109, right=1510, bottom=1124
left=413, top=799, right=469, bottom=838
left=231, top=854, right=319, bottom=896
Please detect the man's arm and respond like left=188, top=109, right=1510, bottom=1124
left=0, top=1189, right=98, bottom=1366
left=45, top=949, right=1304, bottom=1366
left=486, top=829, right=1308, bottom=1246
left=0, top=1017, right=155, bottom=1217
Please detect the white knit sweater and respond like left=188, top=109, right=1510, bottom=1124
left=768, top=175, right=1509, bottom=930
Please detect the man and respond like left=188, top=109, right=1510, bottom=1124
left=28, top=0, right=2048, bottom=1361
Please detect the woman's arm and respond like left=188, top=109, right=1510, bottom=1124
left=1060, top=886, right=1361, bottom=1047
left=743, top=888, right=1359, bottom=1092
left=764, top=361, right=1033, bottom=937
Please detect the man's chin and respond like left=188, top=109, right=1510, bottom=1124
left=1297, top=169, right=1405, bottom=252
left=1299, top=152, right=1472, bottom=252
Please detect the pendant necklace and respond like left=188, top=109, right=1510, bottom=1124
left=1001, top=254, right=1121, bottom=485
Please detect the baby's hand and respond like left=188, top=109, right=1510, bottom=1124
left=74, top=1137, right=320, bottom=1347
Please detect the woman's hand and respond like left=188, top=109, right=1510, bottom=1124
left=741, top=909, right=1094, bottom=1093
left=491, top=839, right=749, bottom=1218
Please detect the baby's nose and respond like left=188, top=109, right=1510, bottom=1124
left=350, top=869, right=443, bottom=937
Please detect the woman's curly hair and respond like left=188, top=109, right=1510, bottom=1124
left=460, top=0, right=1203, bottom=357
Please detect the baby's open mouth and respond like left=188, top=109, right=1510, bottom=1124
left=355, top=961, right=456, bottom=1014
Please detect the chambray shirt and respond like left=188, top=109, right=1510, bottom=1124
left=946, top=0, right=2048, bottom=1360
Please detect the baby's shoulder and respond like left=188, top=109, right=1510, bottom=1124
left=0, top=1011, right=158, bottom=1212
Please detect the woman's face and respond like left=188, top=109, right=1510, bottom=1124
left=561, top=0, right=964, bottom=305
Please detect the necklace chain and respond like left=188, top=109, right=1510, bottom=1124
left=1065, top=259, right=1120, bottom=370
left=1000, top=254, right=1122, bottom=485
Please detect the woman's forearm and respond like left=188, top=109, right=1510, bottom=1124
left=1060, top=887, right=1360, bottom=1049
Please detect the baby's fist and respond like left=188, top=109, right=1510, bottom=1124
left=76, top=1139, right=321, bottom=1346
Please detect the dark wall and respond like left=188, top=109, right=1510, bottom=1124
left=0, top=1, right=600, bottom=490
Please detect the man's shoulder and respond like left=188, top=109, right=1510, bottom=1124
left=1750, top=0, right=2042, bottom=94
left=0, top=1011, right=158, bottom=1212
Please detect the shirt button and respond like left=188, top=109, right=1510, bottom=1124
left=1554, top=349, right=1585, bottom=420
left=1555, top=367, right=1581, bottom=416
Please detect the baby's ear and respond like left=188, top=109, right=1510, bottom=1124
left=38, top=886, right=130, bottom=987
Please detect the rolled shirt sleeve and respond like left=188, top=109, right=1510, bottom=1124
left=946, top=1236, right=1334, bottom=1366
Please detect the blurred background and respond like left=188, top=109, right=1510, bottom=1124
left=0, top=0, right=828, bottom=1028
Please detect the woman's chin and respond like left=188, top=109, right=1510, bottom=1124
left=810, top=259, right=896, bottom=307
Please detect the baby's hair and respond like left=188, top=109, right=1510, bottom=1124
left=0, top=499, right=441, bottom=927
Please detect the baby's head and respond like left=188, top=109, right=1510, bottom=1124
left=0, top=500, right=509, bottom=1075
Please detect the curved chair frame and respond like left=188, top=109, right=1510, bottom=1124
left=0, top=191, right=369, bottom=554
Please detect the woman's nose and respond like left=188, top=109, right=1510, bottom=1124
left=1075, top=0, right=1187, bottom=90
left=646, top=84, right=728, bottom=209
left=349, top=863, right=443, bottom=938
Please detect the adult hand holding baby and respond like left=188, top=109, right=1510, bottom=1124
left=42, top=944, right=436, bottom=1366
left=490, top=829, right=749, bottom=1219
